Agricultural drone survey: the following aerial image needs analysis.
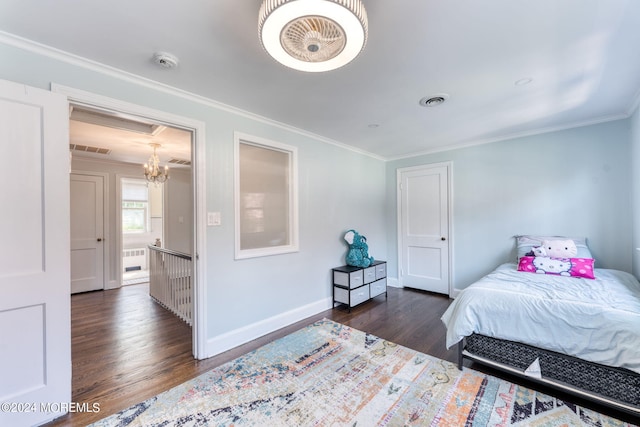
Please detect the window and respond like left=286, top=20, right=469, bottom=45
left=234, top=132, right=298, bottom=259
left=121, top=178, right=149, bottom=234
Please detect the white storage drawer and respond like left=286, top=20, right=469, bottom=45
left=333, top=269, right=364, bottom=289
left=334, top=284, right=370, bottom=307
left=332, top=261, right=386, bottom=311
left=370, top=278, right=387, bottom=298
left=364, top=266, right=376, bottom=283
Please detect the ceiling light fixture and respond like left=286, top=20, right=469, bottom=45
left=258, top=0, right=368, bottom=72
left=143, top=143, right=169, bottom=185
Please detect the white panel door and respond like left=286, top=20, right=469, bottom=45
left=0, top=80, right=71, bottom=425
left=71, top=173, right=104, bottom=293
left=398, top=164, right=450, bottom=294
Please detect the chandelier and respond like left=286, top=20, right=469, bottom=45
left=143, top=143, right=169, bottom=185
left=258, top=0, right=368, bottom=72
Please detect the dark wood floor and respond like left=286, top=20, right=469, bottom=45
left=45, top=284, right=638, bottom=426
left=44, top=284, right=456, bottom=426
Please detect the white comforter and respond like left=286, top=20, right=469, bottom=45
left=441, top=263, right=640, bottom=374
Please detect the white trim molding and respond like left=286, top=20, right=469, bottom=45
left=53, top=84, right=210, bottom=360
left=0, top=31, right=383, bottom=161
left=206, top=297, right=332, bottom=357
left=233, top=132, right=300, bottom=260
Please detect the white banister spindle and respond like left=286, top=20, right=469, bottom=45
left=148, top=245, right=192, bottom=326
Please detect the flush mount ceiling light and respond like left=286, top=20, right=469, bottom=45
left=258, top=0, right=368, bottom=72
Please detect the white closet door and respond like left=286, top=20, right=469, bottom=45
left=70, top=173, right=105, bottom=293
left=398, top=164, right=450, bottom=295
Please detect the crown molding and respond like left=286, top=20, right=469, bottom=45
left=627, top=86, right=640, bottom=118
left=0, top=30, right=385, bottom=162
left=4, top=30, right=634, bottom=164
left=387, top=112, right=630, bottom=162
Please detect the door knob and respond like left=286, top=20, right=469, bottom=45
left=97, top=238, right=103, bottom=242
left=441, top=237, right=446, bottom=241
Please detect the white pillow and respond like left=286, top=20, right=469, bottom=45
left=515, top=235, right=592, bottom=260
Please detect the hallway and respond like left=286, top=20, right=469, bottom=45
left=49, top=284, right=193, bottom=426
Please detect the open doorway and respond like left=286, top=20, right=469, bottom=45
left=68, top=106, right=193, bottom=291
left=121, top=177, right=163, bottom=286
left=57, top=83, right=208, bottom=361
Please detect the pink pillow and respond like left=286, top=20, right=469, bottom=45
left=518, top=256, right=595, bottom=279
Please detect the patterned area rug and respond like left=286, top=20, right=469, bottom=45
left=91, top=319, right=636, bottom=426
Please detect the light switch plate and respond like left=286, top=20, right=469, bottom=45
left=207, top=211, right=221, bottom=226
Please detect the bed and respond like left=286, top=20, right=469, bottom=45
left=441, top=235, right=640, bottom=415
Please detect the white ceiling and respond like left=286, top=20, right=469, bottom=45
left=2, top=0, right=640, bottom=160
left=69, top=118, right=192, bottom=167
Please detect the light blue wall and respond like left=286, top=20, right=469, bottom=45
left=630, top=105, right=640, bottom=278
left=3, top=38, right=635, bottom=349
left=0, top=42, right=387, bottom=341
left=386, top=120, right=633, bottom=290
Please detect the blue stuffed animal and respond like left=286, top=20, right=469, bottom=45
left=344, top=229, right=374, bottom=268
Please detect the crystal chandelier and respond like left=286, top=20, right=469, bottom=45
left=258, top=0, right=368, bottom=72
left=143, top=143, right=169, bottom=185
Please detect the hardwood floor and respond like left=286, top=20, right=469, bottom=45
left=45, top=284, right=457, bottom=426
left=44, top=284, right=638, bottom=426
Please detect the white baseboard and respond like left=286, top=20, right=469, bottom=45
left=205, top=297, right=333, bottom=358
left=387, top=277, right=402, bottom=288
left=105, top=280, right=120, bottom=290
left=388, top=277, right=459, bottom=298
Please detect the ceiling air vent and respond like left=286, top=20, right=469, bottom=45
left=69, top=144, right=112, bottom=155
left=168, top=158, right=191, bottom=166
left=419, top=93, right=450, bottom=108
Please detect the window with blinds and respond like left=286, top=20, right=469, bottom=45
left=234, top=133, right=299, bottom=259
left=121, top=178, right=149, bottom=233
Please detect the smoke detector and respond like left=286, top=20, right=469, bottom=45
left=153, top=52, right=179, bottom=69
left=419, top=93, right=449, bottom=107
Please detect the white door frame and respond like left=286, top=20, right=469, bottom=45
left=53, top=84, right=208, bottom=359
left=70, top=171, right=109, bottom=292
left=396, top=162, right=454, bottom=296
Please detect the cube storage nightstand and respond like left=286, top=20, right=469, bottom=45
left=332, top=260, right=387, bottom=311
